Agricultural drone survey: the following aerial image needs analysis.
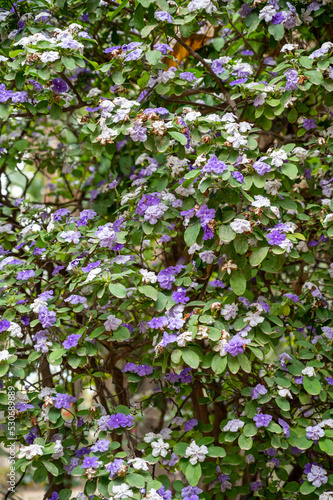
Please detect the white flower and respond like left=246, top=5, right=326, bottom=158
left=39, top=51, right=60, bottom=63
left=324, top=213, right=333, bottom=224
left=177, top=331, right=193, bottom=347
left=265, top=179, right=282, bottom=196
left=104, top=314, right=122, bottom=331
left=280, top=43, right=299, bottom=53
left=199, top=250, right=215, bottom=264
left=296, top=240, right=308, bottom=253
left=128, top=457, right=149, bottom=470
left=184, top=111, right=201, bottom=122
left=0, top=350, right=10, bottom=362
left=230, top=218, right=251, bottom=234
left=31, top=298, right=48, bottom=314
left=188, top=0, right=217, bottom=13
left=145, top=489, right=163, bottom=500
left=112, top=484, right=134, bottom=499
left=244, top=311, right=264, bottom=327
left=278, top=387, right=293, bottom=399
left=84, top=268, right=102, bottom=283
left=87, top=88, right=102, bottom=98
left=258, top=5, right=277, bottom=21
left=52, top=440, right=64, bottom=459
left=223, top=419, right=245, bottom=432
left=159, top=427, right=172, bottom=439
left=151, top=438, right=170, bottom=458
left=0, top=55, right=9, bottom=62
left=221, top=303, right=238, bottom=320
left=188, top=243, right=202, bottom=255
left=270, top=149, right=288, bottom=167
left=139, top=269, right=157, bottom=284
left=252, top=195, right=271, bottom=208
left=279, top=239, right=294, bottom=253
left=213, top=338, right=229, bottom=356
left=185, top=440, right=208, bottom=465
left=319, top=492, right=333, bottom=500
left=319, top=419, right=333, bottom=429
left=18, top=444, right=44, bottom=459
left=38, top=387, right=56, bottom=400
left=302, top=366, right=316, bottom=377
left=293, top=147, right=308, bottom=162
left=143, top=432, right=158, bottom=443
left=8, top=322, right=23, bottom=339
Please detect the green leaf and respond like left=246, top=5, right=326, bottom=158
left=299, top=481, right=316, bottom=495
left=219, top=225, right=236, bottom=243
left=59, top=490, right=72, bottom=500
left=319, top=438, right=333, bottom=456
left=146, top=50, right=161, bottom=65
left=107, top=0, right=129, bottom=21
left=182, top=349, right=200, bottom=369
left=230, top=270, right=246, bottom=296
left=42, top=461, right=59, bottom=476
left=169, top=131, right=188, bottom=145
left=184, top=223, right=201, bottom=247
left=33, top=466, right=48, bottom=484
left=108, top=283, right=126, bottom=298
left=234, top=234, right=248, bottom=255
left=173, top=442, right=188, bottom=456
left=268, top=23, right=284, bottom=40
left=138, top=285, right=158, bottom=301
left=126, top=473, right=145, bottom=488
left=50, top=103, right=62, bottom=120
left=113, top=326, right=131, bottom=341
left=281, top=163, right=298, bottom=179
left=207, top=446, right=226, bottom=457
left=211, top=354, right=227, bottom=374
left=238, top=434, right=253, bottom=450
left=287, top=108, right=298, bottom=124
left=185, top=462, right=201, bottom=486
left=249, top=247, right=269, bottom=266
left=227, top=355, right=240, bottom=374
left=303, top=376, right=321, bottom=395
left=137, top=71, right=150, bottom=89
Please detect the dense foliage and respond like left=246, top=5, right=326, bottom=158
left=1, top=0, right=333, bottom=499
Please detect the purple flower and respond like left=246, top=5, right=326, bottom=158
left=82, top=260, right=101, bottom=272
left=196, top=205, right=216, bottom=226
left=253, top=161, right=271, bottom=175
left=39, top=290, right=54, bottom=301
left=303, top=119, right=316, bottom=131
left=53, top=393, right=77, bottom=409
left=253, top=413, right=272, bottom=428
left=136, top=364, right=154, bottom=376
left=172, top=288, right=189, bottom=305
left=128, top=122, right=147, bottom=142
left=154, top=11, right=173, bottom=22
left=225, top=334, right=251, bottom=357
left=250, top=481, right=262, bottom=491
left=154, top=43, right=173, bottom=54
left=325, top=377, right=333, bottom=385
left=267, top=230, right=286, bottom=245
left=306, top=425, right=325, bottom=440
left=17, top=270, right=35, bottom=280
left=12, top=91, right=28, bottom=103
left=107, top=413, right=134, bottom=429
left=64, top=295, right=87, bottom=305
left=124, top=49, right=143, bottom=62
left=157, top=266, right=184, bottom=290
left=211, top=59, right=225, bottom=74
left=63, top=334, right=81, bottom=349
left=285, top=69, right=299, bottom=91
left=232, top=171, right=244, bottom=183
left=283, top=293, right=299, bottom=303
left=203, top=155, right=228, bottom=174
left=21, top=315, right=30, bottom=325
left=184, top=418, right=198, bottom=431
left=53, top=208, right=70, bottom=221
left=181, top=486, right=202, bottom=500
left=16, top=402, right=34, bottom=411
left=91, top=439, right=110, bottom=452
left=81, top=456, right=100, bottom=469
left=39, top=306, right=56, bottom=328
left=251, top=384, right=267, bottom=399
left=60, top=230, right=81, bottom=244
left=209, top=279, right=225, bottom=288
left=158, top=486, right=172, bottom=500
left=280, top=352, right=292, bottom=370
left=0, top=319, right=10, bottom=332
left=278, top=418, right=290, bottom=438
left=51, top=78, right=69, bottom=94
left=180, top=367, right=192, bottom=383
left=230, top=78, right=247, bottom=86
left=272, top=11, right=284, bottom=24
left=106, top=459, right=124, bottom=477
left=179, top=72, right=197, bottom=82
left=52, top=265, right=65, bottom=276
left=307, top=464, right=328, bottom=487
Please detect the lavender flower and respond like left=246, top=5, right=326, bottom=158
left=253, top=413, right=272, bottom=428
left=63, top=333, right=81, bottom=349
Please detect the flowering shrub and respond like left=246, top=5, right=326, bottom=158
left=1, top=0, right=333, bottom=499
